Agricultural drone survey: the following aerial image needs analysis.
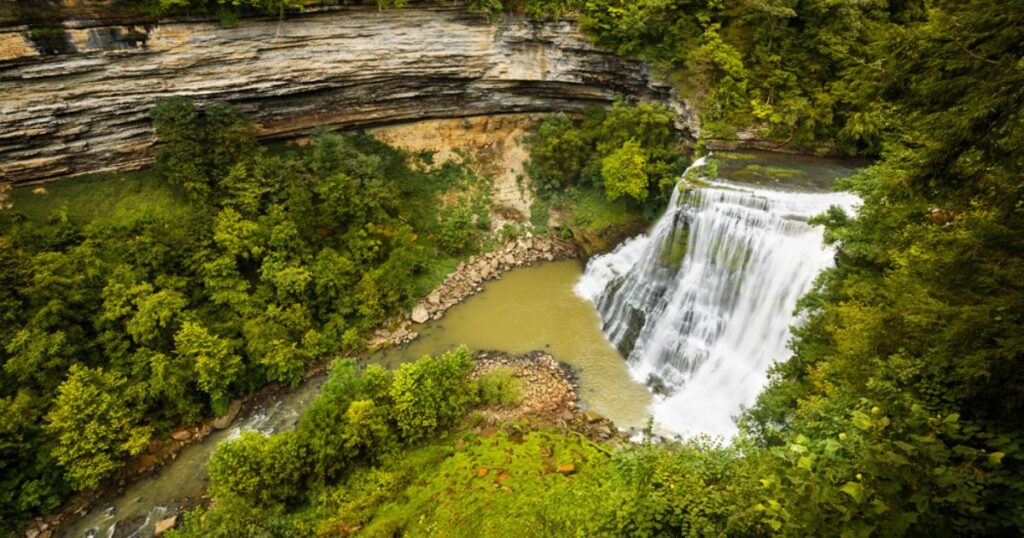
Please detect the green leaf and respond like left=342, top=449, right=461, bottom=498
left=841, top=481, right=866, bottom=504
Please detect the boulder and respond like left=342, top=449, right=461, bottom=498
left=427, top=291, right=441, bottom=305
left=411, top=304, right=430, bottom=324
left=154, top=515, right=178, bottom=535
left=170, top=427, right=191, bottom=441
left=212, top=399, right=242, bottom=430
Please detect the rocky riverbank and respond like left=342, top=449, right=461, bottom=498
left=368, top=235, right=579, bottom=349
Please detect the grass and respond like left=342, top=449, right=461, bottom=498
left=561, top=187, right=644, bottom=236
left=7, top=168, right=189, bottom=227
left=408, top=254, right=460, bottom=307
left=305, top=426, right=611, bottom=537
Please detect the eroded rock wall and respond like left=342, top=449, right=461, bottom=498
left=0, top=6, right=697, bottom=185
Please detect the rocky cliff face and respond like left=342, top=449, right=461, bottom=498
left=0, top=6, right=697, bottom=185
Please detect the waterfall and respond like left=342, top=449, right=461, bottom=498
left=576, top=158, right=859, bottom=439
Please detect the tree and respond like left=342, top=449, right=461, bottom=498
left=174, top=322, right=243, bottom=414
left=45, top=365, right=152, bottom=490
left=525, top=113, right=591, bottom=193
left=601, top=139, right=649, bottom=202
left=151, top=98, right=255, bottom=200
left=390, top=346, right=475, bottom=444
left=207, top=430, right=306, bottom=505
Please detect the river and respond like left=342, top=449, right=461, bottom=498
left=64, top=260, right=644, bottom=537
left=63, top=149, right=861, bottom=537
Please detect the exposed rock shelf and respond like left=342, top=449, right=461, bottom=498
left=0, top=5, right=697, bottom=185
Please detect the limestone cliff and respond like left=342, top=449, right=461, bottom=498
left=0, top=5, right=697, bottom=185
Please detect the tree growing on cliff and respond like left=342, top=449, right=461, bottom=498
left=601, top=138, right=649, bottom=202
left=151, top=97, right=255, bottom=200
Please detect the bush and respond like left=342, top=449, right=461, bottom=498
left=525, top=100, right=684, bottom=211
left=475, top=366, right=522, bottom=407
left=207, top=430, right=307, bottom=506
left=390, top=346, right=476, bottom=444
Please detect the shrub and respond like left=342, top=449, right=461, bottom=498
left=475, top=366, right=523, bottom=407
left=390, top=346, right=476, bottom=444
left=207, top=430, right=307, bottom=506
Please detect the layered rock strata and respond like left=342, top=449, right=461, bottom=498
left=0, top=5, right=696, bottom=185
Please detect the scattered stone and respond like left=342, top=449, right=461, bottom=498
left=31, top=187, right=47, bottom=195
left=154, top=515, right=178, bottom=535
left=170, top=428, right=190, bottom=441
left=411, top=304, right=430, bottom=324
left=584, top=411, right=603, bottom=423
left=555, top=463, right=576, bottom=475
left=211, top=399, right=242, bottom=430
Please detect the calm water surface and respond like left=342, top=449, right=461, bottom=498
left=374, top=259, right=651, bottom=428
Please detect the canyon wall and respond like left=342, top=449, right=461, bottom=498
left=0, top=5, right=697, bottom=185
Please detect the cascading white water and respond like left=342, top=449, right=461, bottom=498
left=576, top=158, right=859, bottom=439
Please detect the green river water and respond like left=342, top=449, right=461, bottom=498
left=374, top=259, right=652, bottom=427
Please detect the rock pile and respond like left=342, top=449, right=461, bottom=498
left=471, top=350, right=578, bottom=422
left=368, top=236, right=578, bottom=349
left=469, top=350, right=631, bottom=445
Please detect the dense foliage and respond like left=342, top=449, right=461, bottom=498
left=526, top=100, right=686, bottom=215
left=741, top=0, right=1024, bottom=532
left=183, top=0, right=1023, bottom=535
left=0, top=98, right=494, bottom=534
left=574, top=0, right=928, bottom=153
left=2, top=0, right=1021, bottom=535
left=169, top=347, right=517, bottom=536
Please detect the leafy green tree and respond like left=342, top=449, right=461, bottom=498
left=0, top=391, right=65, bottom=530
left=45, top=365, right=152, bottom=490
left=151, top=97, right=255, bottom=200
left=526, top=100, right=683, bottom=209
left=390, top=346, right=476, bottom=444
left=601, top=139, right=649, bottom=202
left=174, top=322, right=243, bottom=414
left=525, top=113, right=591, bottom=193
left=207, top=430, right=307, bottom=505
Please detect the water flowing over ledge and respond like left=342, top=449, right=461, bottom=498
left=576, top=157, right=860, bottom=439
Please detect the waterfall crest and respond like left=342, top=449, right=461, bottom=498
left=576, top=158, right=859, bottom=438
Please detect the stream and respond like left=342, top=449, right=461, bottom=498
left=64, top=261, right=644, bottom=538
left=62, top=150, right=862, bottom=537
